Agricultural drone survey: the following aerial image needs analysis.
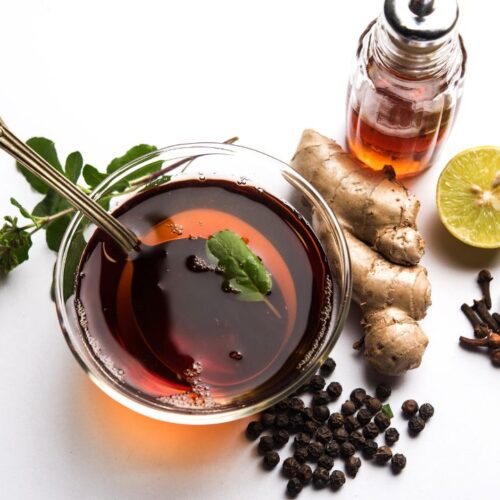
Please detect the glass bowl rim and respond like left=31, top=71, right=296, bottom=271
left=54, top=141, right=352, bottom=424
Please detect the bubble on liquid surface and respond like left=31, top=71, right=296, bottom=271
left=158, top=360, right=217, bottom=409
left=237, top=176, right=247, bottom=185
left=168, top=223, right=184, bottom=236
left=198, top=173, right=206, bottom=181
left=75, top=299, right=125, bottom=381
left=296, top=275, right=334, bottom=372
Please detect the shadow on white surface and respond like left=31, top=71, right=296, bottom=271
left=426, top=214, right=500, bottom=270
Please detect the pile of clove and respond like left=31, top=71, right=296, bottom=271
left=459, top=270, right=500, bottom=366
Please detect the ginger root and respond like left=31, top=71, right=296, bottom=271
left=292, top=129, right=425, bottom=266
left=291, top=130, right=431, bottom=376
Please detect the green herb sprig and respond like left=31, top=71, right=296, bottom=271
left=0, top=137, right=163, bottom=277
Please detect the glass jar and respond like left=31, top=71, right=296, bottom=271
left=346, top=0, right=466, bottom=177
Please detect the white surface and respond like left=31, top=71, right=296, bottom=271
left=0, top=1, right=499, bottom=499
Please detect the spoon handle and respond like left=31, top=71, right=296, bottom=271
left=0, top=119, right=139, bottom=253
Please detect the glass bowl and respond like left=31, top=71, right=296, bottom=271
left=55, top=143, right=351, bottom=424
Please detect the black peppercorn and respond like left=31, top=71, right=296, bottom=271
left=374, top=445, right=392, bottom=464
left=307, top=441, right=325, bottom=461
left=263, top=451, right=280, bottom=470
left=375, top=382, right=392, bottom=400
left=356, top=408, right=372, bottom=426
left=329, top=470, right=346, bottom=490
left=309, top=374, right=326, bottom=391
left=341, top=400, right=356, bottom=416
left=273, top=429, right=290, bottom=448
left=343, top=415, right=360, bottom=432
left=275, top=413, right=290, bottom=429
left=258, top=435, right=275, bottom=455
left=326, top=381, right=343, bottom=400
left=374, top=412, right=391, bottom=431
left=294, top=446, right=308, bottom=464
left=401, top=399, right=419, bottom=418
left=362, top=439, right=378, bottom=459
left=288, top=413, right=305, bottom=432
left=362, top=422, right=379, bottom=439
left=274, top=399, right=290, bottom=412
left=260, top=412, right=275, bottom=429
left=391, top=453, right=407, bottom=473
left=345, top=456, right=362, bottom=477
left=246, top=421, right=263, bottom=440
left=312, top=390, right=330, bottom=406
left=419, top=403, right=434, bottom=421
left=349, top=431, right=366, bottom=450
left=327, top=412, right=344, bottom=430
left=320, top=357, right=336, bottom=376
left=317, top=454, right=334, bottom=470
left=313, top=405, right=330, bottom=422
left=301, top=407, right=314, bottom=421
left=286, top=477, right=303, bottom=496
left=325, top=440, right=340, bottom=458
left=408, top=415, right=426, bottom=435
left=332, top=427, right=349, bottom=443
left=385, top=427, right=400, bottom=445
left=282, top=457, right=300, bottom=478
left=350, top=388, right=367, bottom=408
left=296, top=463, right=313, bottom=485
left=302, top=420, right=319, bottom=436
left=316, top=426, right=333, bottom=444
left=365, top=397, right=382, bottom=414
left=312, top=467, right=330, bottom=488
left=294, top=383, right=311, bottom=396
left=294, top=432, right=311, bottom=448
left=340, top=442, right=356, bottom=458
left=289, top=397, right=305, bottom=413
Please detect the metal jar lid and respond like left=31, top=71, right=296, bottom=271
left=384, top=0, right=459, bottom=42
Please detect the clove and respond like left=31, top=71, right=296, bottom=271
left=460, top=303, right=490, bottom=338
left=491, top=349, right=500, bottom=367
left=477, top=269, right=493, bottom=309
left=459, top=332, right=500, bottom=349
left=472, top=300, right=499, bottom=333
left=493, top=312, right=500, bottom=330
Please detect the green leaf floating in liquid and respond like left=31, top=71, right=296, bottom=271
left=206, top=229, right=280, bottom=318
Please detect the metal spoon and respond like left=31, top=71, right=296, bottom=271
left=0, top=118, right=139, bottom=253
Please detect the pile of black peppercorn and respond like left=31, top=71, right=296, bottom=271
left=245, top=358, right=435, bottom=496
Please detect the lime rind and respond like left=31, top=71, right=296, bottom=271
left=437, top=146, right=500, bottom=249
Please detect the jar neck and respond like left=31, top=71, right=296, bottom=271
left=371, top=16, right=461, bottom=79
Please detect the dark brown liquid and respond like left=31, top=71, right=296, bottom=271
left=76, top=179, right=333, bottom=409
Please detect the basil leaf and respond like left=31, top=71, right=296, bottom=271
left=16, top=137, right=63, bottom=194
left=83, top=164, right=107, bottom=189
left=65, top=151, right=83, bottom=183
left=206, top=230, right=272, bottom=302
left=106, top=144, right=157, bottom=173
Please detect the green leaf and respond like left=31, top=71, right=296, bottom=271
left=206, top=230, right=272, bottom=302
left=82, top=164, right=107, bottom=189
left=16, top=137, right=63, bottom=194
left=0, top=217, right=32, bottom=275
left=65, top=151, right=83, bottom=183
left=46, top=214, right=72, bottom=252
left=382, top=404, right=394, bottom=419
left=106, top=144, right=157, bottom=174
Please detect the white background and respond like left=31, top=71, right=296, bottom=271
left=0, top=1, right=499, bottom=499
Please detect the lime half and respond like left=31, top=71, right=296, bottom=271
left=437, top=146, right=500, bottom=249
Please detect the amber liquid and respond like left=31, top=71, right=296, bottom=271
left=347, top=103, right=454, bottom=178
left=75, top=180, right=333, bottom=408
